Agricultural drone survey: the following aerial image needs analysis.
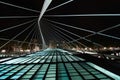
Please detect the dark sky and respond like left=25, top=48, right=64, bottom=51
left=0, top=0, right=120, bottom=48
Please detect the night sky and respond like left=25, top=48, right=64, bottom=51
left=0, top=0, right=120, bottom=48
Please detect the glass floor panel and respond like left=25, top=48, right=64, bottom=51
left=0, top=49, right=119, bottom=80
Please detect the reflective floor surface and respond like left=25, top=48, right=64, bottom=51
left=0, top=49, right=119, bottom=80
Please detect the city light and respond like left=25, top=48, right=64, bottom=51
left=24, top=49, right=30, bottom=52
left=1, top=50, right=6, bottom=53
left=20, top=49, right=24, bottom=52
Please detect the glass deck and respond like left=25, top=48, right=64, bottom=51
left=0, top=49, right=119, bottom=80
